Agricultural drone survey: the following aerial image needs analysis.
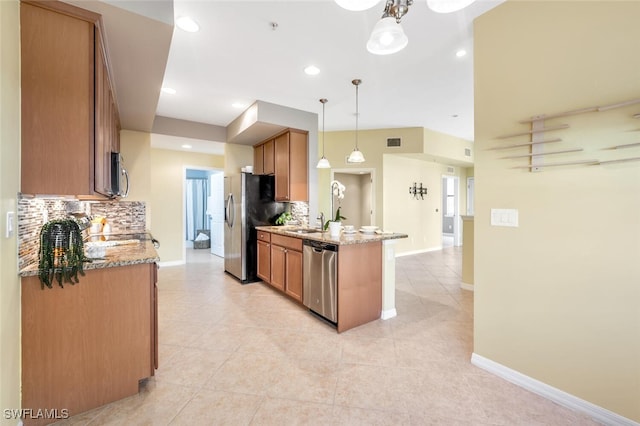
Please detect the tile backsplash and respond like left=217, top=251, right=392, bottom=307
left=18, top=197, right=146, bottom=272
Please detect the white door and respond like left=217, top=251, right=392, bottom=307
left=209, top=172, right=224, bottom=257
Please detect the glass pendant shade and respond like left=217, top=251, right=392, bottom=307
left=316, top=157, right=331, bottom=168
left=347, top=149, right=365, bottom=163
left=366, top=17, right=408, bottom=55
left=335, top=0, right=381, bottom=11
left=426, top=0, right=476, bottom=13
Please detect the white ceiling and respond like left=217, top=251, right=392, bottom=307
left=73, top=0, right=505, bottom=143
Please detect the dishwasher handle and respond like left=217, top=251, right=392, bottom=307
left=303, top=239, right=338, bottom=252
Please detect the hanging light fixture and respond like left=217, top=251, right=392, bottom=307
left=367, top=0, right=412, bottom=55
left=316, top=99, right=331, bottom=169
left=334, top=0, right=381, bottom=11
left=347, top=79, right=365, bottom=164
left=426, top=0, right=476, bottom=14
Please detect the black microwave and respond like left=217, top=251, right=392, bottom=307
left=110, top=152, right=129, bottom=198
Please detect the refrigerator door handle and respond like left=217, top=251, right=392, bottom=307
left=226, top=193, right=235, bottom=228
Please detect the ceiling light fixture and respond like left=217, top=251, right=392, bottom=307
left=161, top=87, right=176, bottom=95
left=317, top=99, right=331, bottom=169
left=456, top=49, right=467, bottom=58
left=347, top=79, right=365, bottom=164
left=176, top=16, right=199, bottom=33
left=334, top=0, right=381, bottom=11
left=181, top=144, right=192, bottom=149
left=304, top=65, right=320, bottom=76
left=367, top=0, right=412, bottom=55
left=353, top=0, right=476, bottom=55
left=232, top=102, right=246, bottom=109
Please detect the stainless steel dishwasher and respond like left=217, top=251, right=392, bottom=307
left=303, top=239, right=338, bottom=324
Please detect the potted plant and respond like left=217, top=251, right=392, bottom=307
left=325, top=180, right=347, bottom=235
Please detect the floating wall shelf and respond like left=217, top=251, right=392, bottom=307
left=493, top=96, right=640, bottom=171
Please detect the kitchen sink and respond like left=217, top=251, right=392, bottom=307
left=290, top=228, right=323, bottom=234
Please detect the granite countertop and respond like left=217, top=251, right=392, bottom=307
left=19, top=238, right=160, bottom=278
left=256, top=225, right=408, bottom=245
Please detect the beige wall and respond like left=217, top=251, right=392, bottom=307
left=120, top=131, right=224, bottom=263
left=0, top=0, right=22, bottom=421
left=320, top=127, right=470, bottom=254
left=475, top=1, right=640, bottom=421
left=120, top=130, right=152, bottom=224
left=383, top=155, right=454, bottom=253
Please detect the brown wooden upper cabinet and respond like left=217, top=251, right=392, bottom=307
left=253, top=138, right=275, bottom=176
left=253, top=129, right=308, bottom=202
left=20, top=0, right=120, bottom=198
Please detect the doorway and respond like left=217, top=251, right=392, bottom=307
left=332, top=170, right=374, bottom=229
left=183, top=167, right=224, bottom=261
left=442, top=175, right=461, bottom=247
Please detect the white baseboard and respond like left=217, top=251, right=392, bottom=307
left=381, top=308, right=397, bottom=320
left=157, top=260, right=185, bottom=268
left=461, top=282, right=474, bottom=291
left=471, top=353, right=639, bottom=426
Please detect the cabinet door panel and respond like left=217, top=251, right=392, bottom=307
left=270, top=245, right=286, bottom=291
left=274, top=133, right=290, bottom=201
left=285, top=249, right=303, bottom=302
left=20, top=2, right=95, bottom=196
left=253, top=144, right=264, bottom=175
left=263, top=139, right=275, bottom=175
left=257, top=240, right=271, bottom=283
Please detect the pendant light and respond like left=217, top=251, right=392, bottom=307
left=347, top=79, right=365, bottom=164
left=316, top=98, right=331, bottom=169
left=367, top=0, right=411, bottom=55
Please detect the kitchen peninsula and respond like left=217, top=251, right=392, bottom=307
left=19, top=236, right=159, bottom=426
left=255, top=225, right=407, bottom=332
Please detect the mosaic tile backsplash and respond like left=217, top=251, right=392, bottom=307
left=18, top=198, right=146, bottom=272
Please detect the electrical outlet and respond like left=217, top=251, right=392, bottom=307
left=6, top=211, right=15, bottom=238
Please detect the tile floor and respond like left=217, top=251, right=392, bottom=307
left=55, top=247, right=600, bottom=425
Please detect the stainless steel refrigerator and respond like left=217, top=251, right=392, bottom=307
left=224, top=172, right=285, bottom=283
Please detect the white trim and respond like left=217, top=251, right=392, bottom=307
left=460, top=282, right=474, bottom=291
left=396, top=246, right=442, bottom=257
left=158, top=260, right=185, bottom=268
left=381, top=308, right=397, bottom=320
left=471, top=353, right=640, bottom=426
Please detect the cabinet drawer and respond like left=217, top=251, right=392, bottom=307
left=257, top=231, right=271, bottom=242
left=271, top=234, right=302, bottom=251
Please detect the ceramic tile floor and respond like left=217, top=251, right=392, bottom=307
left=55, top=247, right=601, bottom=425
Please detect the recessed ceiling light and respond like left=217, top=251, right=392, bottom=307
left=161, top=87, right=176, bottom=95
left=232, top=102, right=247, bottom=109
left=181, top=144, right=192, bottom=149
left=176, top=16, right=199, bottom=33
left=304, top=65, right=320, bottom=76
left=456, top=49, right=467, bottom=58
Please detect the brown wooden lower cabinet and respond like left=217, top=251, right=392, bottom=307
left=255, top=230, right=383, bottom=332
left=258, top=232, right=303, bottom=303
left=21, top=263, right=158, bottom=425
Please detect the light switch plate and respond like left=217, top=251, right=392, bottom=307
left=6, top=211, right=15, bottom=238
left=491, top=208, right=519, bottom=227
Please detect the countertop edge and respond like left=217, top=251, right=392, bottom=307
left=256, top=225, right=408, bottom=245
left=19, top=240, right=160, bottom=278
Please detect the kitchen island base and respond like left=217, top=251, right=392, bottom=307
left=21, top=263, right=157, bottom=426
